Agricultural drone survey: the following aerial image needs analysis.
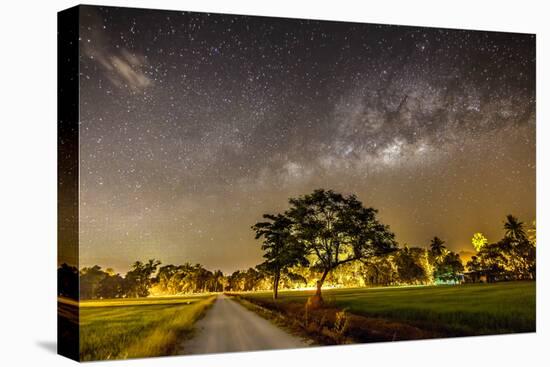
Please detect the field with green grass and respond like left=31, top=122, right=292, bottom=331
left=241, top=281, right=535, bottom=337
left=75, top=295, right=215, bottom=361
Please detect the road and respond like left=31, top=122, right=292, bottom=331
left=181, top=294, right=310, bottom=355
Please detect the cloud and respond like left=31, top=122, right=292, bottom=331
left=111, top=53, right=151, bottom=90
left=81, top=15, right=152, bottom=92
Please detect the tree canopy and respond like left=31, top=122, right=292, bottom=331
left=285, top=189, right=397, bottom=297
left=252, top=213, right=308, bottom=299
left=467, top=215, right=536, bottom=281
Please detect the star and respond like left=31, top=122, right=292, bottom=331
left=71, top=5, right=535, bottom=274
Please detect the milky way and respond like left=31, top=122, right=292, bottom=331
left=77, top=5, right=535, bottom=273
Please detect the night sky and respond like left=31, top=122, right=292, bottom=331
left=78, top=5, right=535, bottom=274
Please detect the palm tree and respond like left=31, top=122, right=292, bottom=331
left=471, top=232, right=488, bottom=252
left=504, top=215, right=526, bottom=241
left=430, top=236, right=446, bottom=257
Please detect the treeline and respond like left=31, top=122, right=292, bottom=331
left=466, top=216, right=536, bottom=281
left=58, top=260, right=226, bottom=300
left=225, top=239, right=463, bottom=292
left=57, top=189, right=535, bottom=301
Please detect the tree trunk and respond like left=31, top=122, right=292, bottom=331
left=273, top=272, right=280, bottom=300
left=315, top=268, right=330, bottom=297
left=307, top=268, right=330, bottom=310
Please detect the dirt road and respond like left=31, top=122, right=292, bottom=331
left=181, top=294, right=310, bottom=355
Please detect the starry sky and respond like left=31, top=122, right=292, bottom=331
left=77, top=5, right=535, bottom=274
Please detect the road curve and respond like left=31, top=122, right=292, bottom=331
left=181, top=294, right=310, bottom=355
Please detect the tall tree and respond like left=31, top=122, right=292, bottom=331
left=286, top=189, right=396, bottom=303
left=429, top=237, right=446, bottom=258
left=252, top=213, right=307, bottom=299
left=504, top=215, right=526, bottom=241
left=503, top=215, right=535, bottom=279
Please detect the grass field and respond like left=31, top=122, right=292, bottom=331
left=77, top=295, right=215, bottom=361
left=241, top=281, right=536, bottom=337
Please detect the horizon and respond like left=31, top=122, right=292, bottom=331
left=75, top=211, right=535, bottom=275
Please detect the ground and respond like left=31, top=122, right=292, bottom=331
left=241, top=281, right=536, bottom=337
left=182, top=294, right=310, bottom=354
left=65, top=281, right=535, bottom=361
left=77, top=295, right=215, bottom=361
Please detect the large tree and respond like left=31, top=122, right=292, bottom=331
left=252, top=213, right=308, bottom=299
left=286, top=189, right=396, bottom=302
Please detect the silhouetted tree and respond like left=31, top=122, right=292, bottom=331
left=429, top=237, right=446, bottom=258
left=504, top=215, right=526, bottom=242
left=124, top=259, right=161, bottom=297
left=97, top=273, right=125, bottom=298
left=80, top=265, right=109, bottom=299
left=252, top=213, right=308, bottom=299
left=58, top=263, right=79, bottom=299
left=503, top=216, right=535, bottom=279
left=286, top=189, right=396, bottom=303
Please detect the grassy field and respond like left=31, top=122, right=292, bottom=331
left=241, top=281, right=535, bottom=337
left=76, top=295, right=215, bottom=361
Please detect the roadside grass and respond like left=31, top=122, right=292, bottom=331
left=78, top=295, right=215, bottom=361
left=241, top=281, right=535, bottom=337
left=79, top=295, right=209, bottom=308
